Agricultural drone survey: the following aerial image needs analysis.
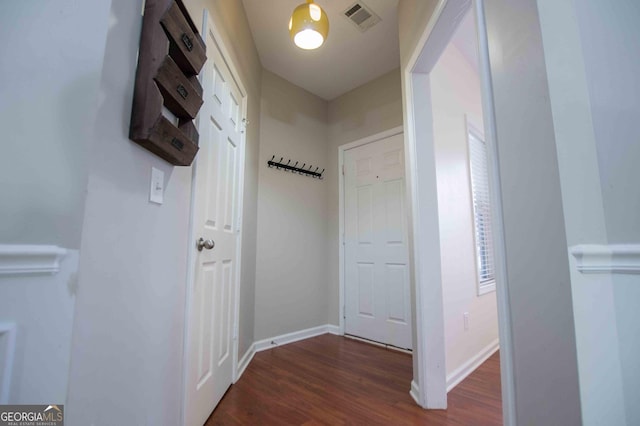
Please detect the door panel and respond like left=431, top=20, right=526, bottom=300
left=223, top=138, right=237, bottom=232
left=385, top=263, right=408, bottom=323
left=217, top=260, right=232, bottom=364
left=196, top=260, right=216, bottom=389
left=384, top=179, right=405, bottom=244
left=205, top=119, right=221, bottom=229
left=344, top=134, right=412, bottom=349
left=357, top=262, right=375, bottom=317
left=357, top=186, right=373, bottom=243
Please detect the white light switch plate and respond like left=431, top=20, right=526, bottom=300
left=150, top=167, right=164, bottom=205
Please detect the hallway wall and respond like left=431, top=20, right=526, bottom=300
left=253, top=69, right=404, bottom=339
left=430, top=41, right=499, bottom=383
left=481, top=0, right=582, bottom=423
left=0, top=0, right=111, bottom=407
left=398, top=0, right=582, bottom=422
left=538, top=1, right=640, bottom=424
left=0, top=0, right=110, bottom=249
left=66, top=0, right=262, bottom=424
left=254, top=71, right=329, bottom=340
left=573, top=1, right=640, bottom=245
left=397, top=0, right=443, bottom=386
left=575, top=4, right=640, bottom=424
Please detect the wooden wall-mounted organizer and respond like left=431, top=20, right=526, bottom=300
left=129, top=0, right=206, bottom=166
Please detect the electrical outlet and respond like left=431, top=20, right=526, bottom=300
left=464, top=312, right=470, bottom=331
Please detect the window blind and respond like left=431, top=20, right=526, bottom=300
left=468, top=130, right=495, bottom=287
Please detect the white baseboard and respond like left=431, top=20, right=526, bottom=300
left=254, top=324, right=338, bottom=353
left=446, top=339, right=499, bottom=392
left=235, top=343, right=255, bottom=382
left=410, top=380, right=421, bottom=407
left=327, top=324, right=341, bottom=335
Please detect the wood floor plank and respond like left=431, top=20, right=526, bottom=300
left=205, top=334, right=502, bottom=425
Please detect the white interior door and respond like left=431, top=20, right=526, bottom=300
left=344, top=134, right=412, bottom=350
left=185, top=22, right=244, bottom=426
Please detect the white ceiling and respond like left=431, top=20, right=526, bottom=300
left=242, top=0, right=400, bottom=100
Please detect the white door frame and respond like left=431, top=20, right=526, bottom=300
left=338, top=126, right=405, bottom=336
left=180, top=9, right=248, bottom=425
left=403, top=0, right=516, bottom=423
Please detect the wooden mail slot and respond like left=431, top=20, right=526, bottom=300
left=160, top=1, right=206, bottom=76
left=154, top=55, right=203, bottom=119
left=129, top=0, right=206, bottom=166
left=142, top=116, right=200, bottom=166
left=177, top=119, right=199, bottom=146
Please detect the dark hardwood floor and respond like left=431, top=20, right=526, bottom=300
left=206, top=334, right=502, bottom=425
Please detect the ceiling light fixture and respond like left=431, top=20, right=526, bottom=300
left=289, top=0, right=329, bottom=50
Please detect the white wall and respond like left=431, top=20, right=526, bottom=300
left=326, top=69, right=404, bottom=325
left=254, top=68, right=405, bottom=340
left=0, top=0, right=110, bottom=250
left=397, top=0, right=444, bottom=386
left=254, top=70, right=329, bottom=340
left=66, top=0, right=262, bottom=424
left=537, top=1, right=640, bottom=424
left=0, top=0, right=111, bottom=407
left=613, top=274, right=640, bottom=426
left=572, top=5, right=640, bottom=421
left=66, top=1, right=194, bottom=422
left=430, top=41, right=498, bottom=381
left=574, top=0, right=640, bottom=245
left=536, top=1, right=623, bottom=424
left=482, top=0, right=582, bottom=423
left=399, top=0, right=584, bottom=421
left=0, top=250, right=78, bottom=404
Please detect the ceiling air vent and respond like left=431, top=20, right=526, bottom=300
left=343, top=2, right=381, bottom=32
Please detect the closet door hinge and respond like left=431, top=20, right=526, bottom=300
left=342, top=164, right=345, bottom=175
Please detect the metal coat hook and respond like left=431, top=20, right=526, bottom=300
left=266, top=156, right=324, bottom=180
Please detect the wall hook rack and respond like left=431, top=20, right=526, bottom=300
left=267, top=155, right=324, bottom=179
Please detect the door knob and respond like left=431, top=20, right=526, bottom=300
left=196, top=238, right=215, bottom=251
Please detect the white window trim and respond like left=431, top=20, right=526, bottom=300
left=466, top=116, right=496, bottom=296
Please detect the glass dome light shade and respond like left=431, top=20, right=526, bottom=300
left=289, top=0, right=329, bottom=50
